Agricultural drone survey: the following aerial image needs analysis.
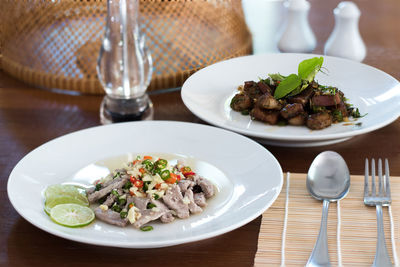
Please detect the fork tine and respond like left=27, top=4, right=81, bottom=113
left=378, top=159, right=384, bottom=197
left=364, top=158, right=369, bottom=197
left=371, top=158, right=376, bottom=197
left=385, top=159, right=391, bottom=200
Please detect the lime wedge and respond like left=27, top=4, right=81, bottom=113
left=50, top=204, right=94, bottom=227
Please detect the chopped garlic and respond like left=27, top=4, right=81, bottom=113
left=127, top=206, right=141, bottom=224
left=182, top=196, right=190, bottom=205
left=130, top=186, right=146, bottom=198
left=99, top=204, right=108, bottom=211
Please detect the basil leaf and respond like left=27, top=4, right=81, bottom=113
left=273, top=74, right=301, bottom=99
left=288, top=82, right=309, bottom=97
left=268, top=73, right=287, bottom=82
left=298, top=57, right=324, bottom=83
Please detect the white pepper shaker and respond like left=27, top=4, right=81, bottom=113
left=324, top=1, right=366, bottom=62
left=278, top=0, right=316, bottom=53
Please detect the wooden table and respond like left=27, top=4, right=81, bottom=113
left=1, top=0, right=399, bottom=266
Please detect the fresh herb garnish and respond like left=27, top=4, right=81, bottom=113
left=274, top=56, right=324, bottom=99
left=268, top=73, right=287, bottom=82
left=332, top=110, right=343, bottom=122
left=274, top=74, right=302, bottom=99
left=153, top=193, right=160, bottom=200
left=351, top=108, right=367, bottom=118
left=298, top=57, right=324, bottom=83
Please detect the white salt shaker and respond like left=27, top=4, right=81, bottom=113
left=324, top=1, right=366, bottom=62
left=278, top=0, right=316, bottom=53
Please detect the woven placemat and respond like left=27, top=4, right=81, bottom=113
left=255, top=173, right=400, bottom=266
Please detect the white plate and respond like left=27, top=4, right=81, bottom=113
left=181, top=53, right=400, bottom=146
left=7, top=121, right=282, bottom=248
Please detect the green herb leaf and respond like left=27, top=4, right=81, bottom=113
left=298, top=57, right=324, bottom=83
left=273, top=74, right=302, bottom=99
left=268, top=73, right=287, bottom=82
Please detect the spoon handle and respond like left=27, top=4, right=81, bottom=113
left=306, top=199, right=331, bottom=267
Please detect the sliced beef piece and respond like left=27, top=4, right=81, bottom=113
left=150, top=199, right=175, bottom=223
left=103, top=192, right=118, bottom=207
left=194, top=192, right=207, bottom=207
left=257, top=81, right=272, bottom=94
left=178, top=180, right=195, bottom=193
left=184, top=189, right=203, bottom=214
left=311, top=93, right=341, bottom=107
left=159, top=212, right=175, bottom=223
left=256, top=94, right=282, bottom=110
left=306, top=113, right=333, bottom=130
left=333, top=101, right=348, bottom=118
left=250, top=108, right=280, bottom=125
left=162, top=184, right=190, bottom=219
left=230, top=94, right=253, bottom=112
left=288, top=112, right=307, bottom=126
left=87, top=171, right=127, bottom=194
left=125, top=196, right=149, bottom=211
left=88, top=176, right=128, bottom=204
left=94, top=207, right=128, bottom=227
left=280, top=103, right=304, bottom=119
left=196, top=177, right=215, bottom=198
left=133, top=209, right=165, bottom=229
left=243, top=83, right=263, bottom=100
left=243, top=81, right=256, bottom=90
left=288, top=87, right=314, bottom=106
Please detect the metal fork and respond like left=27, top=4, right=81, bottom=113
left=364, top=158, right=393, bottom=267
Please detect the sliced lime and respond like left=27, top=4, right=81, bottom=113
left=44, top=195, right=89, bottom=215
left=44, top=184, right=89, bottom=215
left=50, top=204, right=94, bottom=227
left=45, top=184, right=88, bottom=203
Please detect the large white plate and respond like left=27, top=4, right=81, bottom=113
left=181, top=53, right=400, bottom=146
left=7, top=121, right=282, bottom=248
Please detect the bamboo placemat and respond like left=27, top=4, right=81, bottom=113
left=255, top=173, right=400, bottom=266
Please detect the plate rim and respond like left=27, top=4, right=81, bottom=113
left=7, top=120, right=283, bottom=248
left=181, top=52, right=400, bottom=142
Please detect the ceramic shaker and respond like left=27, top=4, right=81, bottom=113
left=324, top=1, right=366, bottom=62
left=278, top=0, right=316, bottom=53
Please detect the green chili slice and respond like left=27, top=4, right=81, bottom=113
left=140, top=226, right=154, bottom=231
left=95, top=183, right=102, bottom=191
left=120, top=211, right=128, bottom=219
left=111, top=203, right=122, bottom=212
left=123, top=181, right=132, bottom=190
left=147, top=203, right=156, bottom=209
left=155, top=159, right=168, bottom=170
left=142, top=159, right=154, bottom=171
left=153, top=194, right=160, bottom=200
left=117, top=197, right=127, bottom=205
left=182, top=166, right=191, bottom=172
left=111, top=189, right=119, bottom=197
left=160, top=170, right=170, bottom=180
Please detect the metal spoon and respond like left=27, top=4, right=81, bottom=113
left=306, top=151, right=350, bottom=267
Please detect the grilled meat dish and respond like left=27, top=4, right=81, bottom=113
left=231, top=79, right=360, bottom=130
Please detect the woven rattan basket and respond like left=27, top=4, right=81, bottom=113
left=0, top=0, right=252, bottom=94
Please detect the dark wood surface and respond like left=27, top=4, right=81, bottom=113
left=1, top=0, right=400, bottom=266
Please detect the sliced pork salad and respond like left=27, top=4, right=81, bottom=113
left=86, top=156, right=215, bottom=230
